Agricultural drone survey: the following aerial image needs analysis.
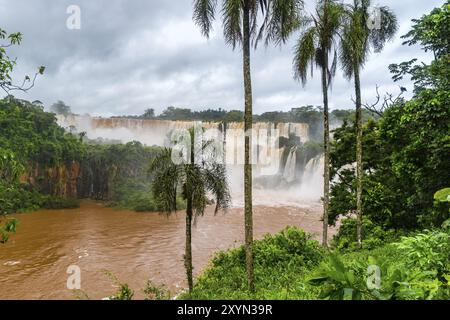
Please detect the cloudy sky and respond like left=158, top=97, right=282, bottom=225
left=0, top=0, right=441, bottom=116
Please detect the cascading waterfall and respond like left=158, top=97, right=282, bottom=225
left=283, top=147, right=297, bottom=183
left=57, top=115, right=310, bottom=147
left=57, top=114, right=325, bottom=205
left=304, top=154, right=324, bottom=180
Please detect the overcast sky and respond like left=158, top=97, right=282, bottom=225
left=0, top=0, right=441, bottom=116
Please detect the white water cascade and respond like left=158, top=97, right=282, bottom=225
left=283, top=147, right=297, bottom=183
left=57, top=114, right=326, bottom=206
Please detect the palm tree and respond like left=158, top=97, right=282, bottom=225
left=339, top=0, right=397, bottom=248
left=149, top=128, right=231, bottom=292
left=293, top=0, right=343, bottom=247
left=193, top=0, right=303, bottom=291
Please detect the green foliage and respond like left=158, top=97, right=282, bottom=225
left=193, top=0, right=302, bottom=49
left=308, top=253, right=365, bottom=300
left=143, top=280, right=171, bottom=300
left=329, top=86, right=449, bottom=230
left=339, top=0, right=398, bottom=79
left=332, top=217, right=403, bottom=252
left=105, top=272, right=135, bottom=300
left=142, top=108, right=155, bottom=119
left=0, top=148, right=24, bottom=184
left=329, top=2, right=449, bottom=235
left=0, top=98, right=86, bottom=215
left=0, top=98, right=187, bottom=215
left=0, top=182, right=45, bottom=214
left=149, top=128, right=231, bottom=216
left=394, top=230, right=450, bottom=274
left=401, top=2, right=449, bottom=59
left=108, top=182, right=186, bottom=212
left=180, top=227, right=325, bottom=300
left=293, top=0, right=344, bottom=87
left=310, top=227, right=450, bottom=300
left=390, top=2, right=449, bottom=94
left=79, top=141, right=177, bottom=212
left=0, top=218, right=17, bottom=243
left=435, top=188, right=450, bottom=203
left=181, top=223, right=449, bottom=300
left=0, top=98, right=86, bottom=167
left=110, top=284, right=134, bottom=300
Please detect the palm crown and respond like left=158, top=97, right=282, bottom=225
left=293, top=0, right=344, bottom=86
left=149, top=128, right=231, bottom=217
left=339, top=0, right=398, bottom=79
left=193, top=0, right=304, bottom=48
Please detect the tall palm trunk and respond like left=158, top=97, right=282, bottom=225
left=185, top=198, right=193, bottom=292
left=354, top=64, right=363, bottom=249
left=242, top=4, right=255, bottom=292
left=321, top=53, right=330, bottom=247
left=185, top=138, right=195, bottom=292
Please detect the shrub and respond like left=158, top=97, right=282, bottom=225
left=0, top=183, right=45, bottom=214
left=110, top=283, right=134, bottom=300
left=332, top=217, right=403, bottom=251
left=180, top=227, right=325, bottom=300
left=42, top=196, right=80, bottom=209
left=143, top=280, right=171, bottom=300
left=311, top=228, right=450, bottom=300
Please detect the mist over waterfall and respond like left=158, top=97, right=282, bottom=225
left=283, top=147, right=298, bottom=183
left=57, top=115, right=324, bottom=207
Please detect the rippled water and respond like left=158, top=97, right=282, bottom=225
left=0, top=201, right=331, bottom=300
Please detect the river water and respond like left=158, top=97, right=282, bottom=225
left=0, top=201, right=331, bottom=300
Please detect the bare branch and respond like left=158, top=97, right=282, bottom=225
left=362, top=85, right=405, bottom=116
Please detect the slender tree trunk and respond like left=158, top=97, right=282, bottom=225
left=321, top=55, right=330, bottom=247
left=242, top=5, right=254, bottom=292
left=354, top=65, right=363, bottom=249
left=185, top=197, right=193, bottom=292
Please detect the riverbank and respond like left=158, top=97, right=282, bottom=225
left=0, top=200, right=332, bottom=299
left=180, top=222, right=450, bottom=300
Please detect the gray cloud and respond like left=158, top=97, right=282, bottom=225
left=0, top=0, right=439, bottom=116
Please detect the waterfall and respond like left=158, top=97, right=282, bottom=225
left=56, top=115, right=310, bottom=147
left=57, top=114, right=323, bottom=204
left=304, top=154, right=324, bottom=179
left=283, top=147, right=297, bottom=183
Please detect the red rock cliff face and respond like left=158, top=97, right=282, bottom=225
left=20, top=161, right=81, bottom=198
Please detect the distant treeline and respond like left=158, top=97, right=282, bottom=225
left=112, top=105, right=377, bottom=123
left=50, top=101, right=377, bottom=142
left=110, top=106, right=377, bottom=141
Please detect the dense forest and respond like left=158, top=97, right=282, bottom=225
left=0, top=0, right=449, bottom=301
left=0, top=99, right=187, bottom=217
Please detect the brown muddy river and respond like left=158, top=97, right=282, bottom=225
left=0, top=201, right=330, bottom=300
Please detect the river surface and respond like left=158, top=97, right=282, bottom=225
left=0, top=201, right=332, bottom=300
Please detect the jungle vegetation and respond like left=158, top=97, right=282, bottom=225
left=176, top=1, right=450, bottom=300
left=148, top=128, right=231, bottom=292
left=0, top=0, right=448, bottom=302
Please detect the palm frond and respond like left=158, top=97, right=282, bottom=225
left=369, top=6, right=398, bottom=52
left=193, top=0, right=218, bottom=38
left=338, top=1, right=398, bottom=79
left=328, top=48, right=337, bottom=89
left=257, top=0, right=304, bottom=47
left=293, top=0, right=344, bottom=86
left=293, top=26, right=317, bottom=85
left=184, top=165, right=208, bottom=219
left=222, top=0, right=243, bottom=49
left=203, top=163, right=231, bottom=214
left=339, top=4, right=369, bottom=79
left=149, top=148, right=181, bottom=214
